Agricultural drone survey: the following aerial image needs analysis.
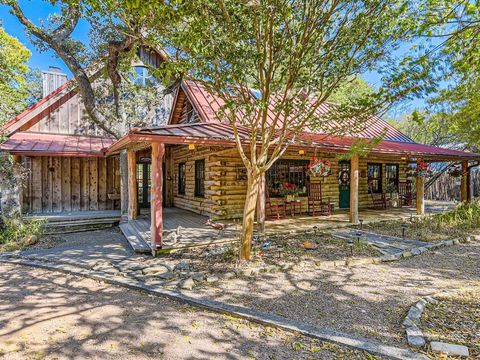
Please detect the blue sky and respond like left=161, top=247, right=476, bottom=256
left=0, top=1, right=428, bottom=119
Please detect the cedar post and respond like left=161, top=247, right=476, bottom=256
left=461, top=160, right=469, bottom=202
left=416, top=159, right=425, bottom=215
left=127, top=150, right=137, bottom=220
left=151, top=142, right=165, bottom=252
left=349, top=154, right=359, bottom=224
left=257, top=172, right=266, bottom=232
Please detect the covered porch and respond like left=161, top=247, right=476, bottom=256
left=108, top=124, right=480, bottom=255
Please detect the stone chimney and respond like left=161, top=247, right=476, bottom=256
left=41, top=66, right=67, bottom=97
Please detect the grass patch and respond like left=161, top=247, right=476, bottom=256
left=364, top=200, right=480, bottom=242
left=0, top=216, right=46, bottom=253
left=422, top=287, right=480, bottom=358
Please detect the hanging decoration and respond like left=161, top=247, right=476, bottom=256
left=447, top=164, right=463, bottom=178
left=307, top=157, right=331, bottom=177
left=413, top=161, right=433, bottom=177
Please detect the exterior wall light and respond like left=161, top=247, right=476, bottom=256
left=188, top=144, right=196, bottom=151
left=298, top=149, right=305, bottom=156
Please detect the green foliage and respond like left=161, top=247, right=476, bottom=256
left=0, top=26, right=32, bottom=126
left=432, top=199, right=480, bottom=231
left=414, top=1, right=480, bottom=150
left=390, top=111, right=456, bottom=147
left=328, top=77, right=375, bottom=106
left=0, top=216, right=46, bottom=252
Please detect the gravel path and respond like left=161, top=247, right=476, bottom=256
left=188, top=241, right=480, bottom=347
left=0, top=263, right=380, bottom=360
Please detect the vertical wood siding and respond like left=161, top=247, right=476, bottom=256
left=22, top=156, right=121, bottom=213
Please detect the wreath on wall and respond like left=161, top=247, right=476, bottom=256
left=306, top=158, right=331, bottom=177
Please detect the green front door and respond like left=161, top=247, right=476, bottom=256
left=338, top=160, right=350, bottom=209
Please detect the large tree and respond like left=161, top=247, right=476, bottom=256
left=413, top=0, right=480, bottom=150
left=1, top=0, right=176, bottom=138
left=0, top=26, right=33, bottom=126
left=145, top=0, right=434, bottom=260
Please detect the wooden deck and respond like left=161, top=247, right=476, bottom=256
left=26, top=210, right=121, bottom=234
left=120, top=208, right=239, bottom=253
left=120, top=201, right=454, bottom=253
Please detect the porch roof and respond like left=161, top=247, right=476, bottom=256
left=0, top=132, right=113, bottom=157
left=107, top=123, right=480, bottom=161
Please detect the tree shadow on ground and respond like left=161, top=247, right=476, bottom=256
left=0, top=263, right=372, bottom=360
left=189, top=242, right=480, bottom=348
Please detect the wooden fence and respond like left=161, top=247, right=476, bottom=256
left=426, top=169, right=480, bottom=201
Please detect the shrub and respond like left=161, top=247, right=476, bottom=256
left=430, top=199, right=480, bottom=230
left=0, top=216, right=45, bottom=252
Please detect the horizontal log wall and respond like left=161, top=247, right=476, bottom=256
left=21, top=155, right=121, bottom=213
left=171, top=145, right=410, bottom=220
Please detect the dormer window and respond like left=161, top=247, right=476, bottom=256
left=132, top=66, right=158, bottom=87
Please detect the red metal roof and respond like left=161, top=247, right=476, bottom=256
left=2, top=80, right=74, bottom=132
left=181, top=80, right=414, bottom=143
left=0, top=132, right=113, bottom=157
left=108, top=123, right=480, bottom=161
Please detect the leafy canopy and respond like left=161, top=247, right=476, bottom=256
left=0, top=27, right=32, bottom=126
left=145, top=0, right=434, bottom=171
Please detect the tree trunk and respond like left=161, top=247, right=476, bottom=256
left=256, top=173, right=266, bottom=233
left=240, top=170, right=261, bottom=261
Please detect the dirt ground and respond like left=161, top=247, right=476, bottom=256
left=422, top=287, right=480, bottom=358
left=188, top=241, right=480, bottom=348
left=0, top=263, right=379, bottom=360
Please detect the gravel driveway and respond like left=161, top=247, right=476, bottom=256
left=0, top=263, right=379, bottom=360
left=188, top=241, right=480, bottom=347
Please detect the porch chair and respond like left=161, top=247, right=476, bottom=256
left=368, top=181, right=387, bottom=209
left=398, top=181, right=413, bottom=207
left=307, top=182, right=332, bottom=216
left=265, top=188, right=286, bottom=220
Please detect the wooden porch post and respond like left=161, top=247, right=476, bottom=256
left=416, top=159, right=425, bottom=215
left=127, top=150, right=138, bottom=220
left=257, top=173, right=266, bottom=232
left=151, top=142, right=165, bottom=252
left=461, top=160, right=469, bottom=202
left=349, top=154, right=359, bottom=224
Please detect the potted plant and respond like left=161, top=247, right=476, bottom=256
left=306, top=158, right=332, bottom=178
left=386, top=182, right=398, bottom=207
left=447, top=165, right=463, bottom=178
left=280, top=182, right=300, bottom=201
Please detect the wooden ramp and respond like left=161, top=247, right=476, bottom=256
left=119, top=221, right=152, bottom=254
left=25, top=210, right=121, bottom=234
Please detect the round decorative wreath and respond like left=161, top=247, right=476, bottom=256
left=307, top=158, right=331, bottom=177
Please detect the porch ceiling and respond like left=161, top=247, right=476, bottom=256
left=107, top=123, right=480, bottom=162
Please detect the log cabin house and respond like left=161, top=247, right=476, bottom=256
left=108, top=79, right=480, bottom=251
left=2, top=56, right=480, bottom=253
